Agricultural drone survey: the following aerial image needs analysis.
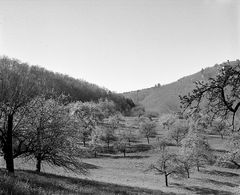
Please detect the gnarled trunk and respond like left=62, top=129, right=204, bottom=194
left=83, top=137, right=86, bottom=147
left=36, top=154, right=42, bottom=172
left=165, top=173, right=168, bottom=187
left=107, top=140, right=110, bottom=150
left=5, top=114, right=14, bottom=173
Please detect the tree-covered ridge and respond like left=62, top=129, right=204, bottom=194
left=0, top=56, right=135, bottom=114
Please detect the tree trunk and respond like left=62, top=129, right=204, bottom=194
left=176, top=139, right=179, bottom=146
left=147, top=137, right=150, bottom=144
left=220, top=133, right=224, bottom=139
left=187, top=170, right=190, bottom=178
left=5, top=114, right=14, bottom=173
left=107, top=140, right=110, bottom=150
left=197, top=165, right=200, bottom=172
left=36, top=154, right=42, bottom=172
left=123, top=149, right=126, bottom=157
left=36, top=126, right=42, bottom=173
left=232, top=112, right=236, bottom=132
left=83, top=137, right=86, bottom=147
left=165, top=173, right=168, bottom=187
left=231, top=160, right=240, bottom=169
left=94, top=150, right=97, bottom=158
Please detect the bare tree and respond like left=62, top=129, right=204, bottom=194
left=147, top=146, right=181, bottom=187
left=21, top=96, right=88, bottom=174
left=0, top=57, right=39, bottom=173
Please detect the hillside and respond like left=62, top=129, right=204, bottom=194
left=123, top=60, right=239, bottom=115
left=0, top=56, right=134, bottom=114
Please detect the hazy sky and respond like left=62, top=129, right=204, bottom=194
left=0, top=0, right=239, bottom=92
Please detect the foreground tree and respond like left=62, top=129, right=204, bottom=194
left=0, top=57, right=39, bottom=173
left=147, top=146, right=184, bottom=187
left=21, top=96, right=87, bottom=173
left=180, top=62, right=240, bottom=131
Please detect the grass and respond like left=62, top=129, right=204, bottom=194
left=0, top=169, right=174, bottom=195
left=1, top=117, right=240, bottom=194
left=7, top=143, right=240, bottom=194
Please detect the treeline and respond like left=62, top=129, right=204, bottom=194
left=0, top=56, right=135, bottom=173
left=0, top=56, right=134, bottom=114
left=35, top=69, right=135, bottom=114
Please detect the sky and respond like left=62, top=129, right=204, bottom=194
left=0, top=0, right=239, bottom=93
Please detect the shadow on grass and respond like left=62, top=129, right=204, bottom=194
left=82, top=162, right=100, bottom=169
left=211, top=148, right=227, bottom=153
left=196, top=178, right=238, bottom=188
left=96, top=154, right=150, bottom=159
left=0, top=169, right=77, bottom=194
left=111, top=155, right=150, bottom=159
left=172, top=183, right=234, bottom=195
left=0, top=168, right=176, bottom=195
left=201, top=169, right=239, bottom=177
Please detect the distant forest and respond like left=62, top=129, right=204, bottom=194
left=0, top=56, right=135, bottom=114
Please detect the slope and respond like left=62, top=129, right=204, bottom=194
left=123, top=61, right=240, bottom=115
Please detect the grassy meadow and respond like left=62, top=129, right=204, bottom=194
left=1, top=116, right=240, bottom=195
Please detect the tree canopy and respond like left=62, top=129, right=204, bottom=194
left=180, top=61, right=240, bottom=131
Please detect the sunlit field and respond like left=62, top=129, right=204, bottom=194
left=1, top=117, right=239, bottom=195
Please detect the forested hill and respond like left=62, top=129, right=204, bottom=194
left=0, top=56, right=134, bottom=114
left=123, top=60, right=240, bottom=115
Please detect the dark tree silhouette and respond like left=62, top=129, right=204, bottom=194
left=0, top=57, right=39, bottom=173
left=180, top=62, right=240, bottom=132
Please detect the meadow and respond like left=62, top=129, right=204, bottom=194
left=1, top=117, right=240, bottom=195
